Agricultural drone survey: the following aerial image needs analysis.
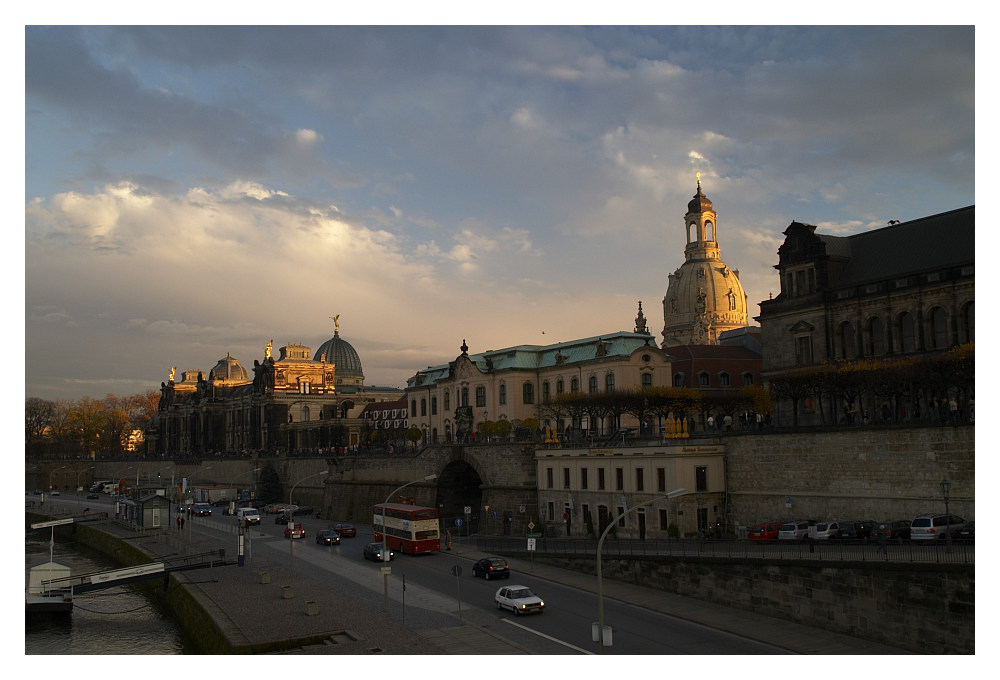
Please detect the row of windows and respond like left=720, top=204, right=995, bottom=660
left=833, top=304, right=974, bottom=361
left=545, top=502, right=690, bottom=532
left=545, top=465, right=708, bottom=492
left=795, top=303, right=975, bottom=365
left=411, top=372, right=655, bottom=416
left=673, top=371, right=755, bottom=388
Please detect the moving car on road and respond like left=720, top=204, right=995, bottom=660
left=283, top=523, right=305, bottom=539
left=363, top=542, right=394, bottom=561
left=472, top=557, right=511, bottom=580
left=332, top=523, right=357, bottom=537
left=316, top=530, right=341, bottom=545
left=495, top=585, right=545, bottom=615
left=192, top=503, right=212, bottom=516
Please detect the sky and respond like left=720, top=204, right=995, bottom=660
left=21, top=20, right=977, bottom=402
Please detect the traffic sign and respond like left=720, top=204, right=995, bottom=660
left=455, top=518, right=463, bottom=527
left=527, top=538, right=537, bottom=551
left=526, top=532, right=541, bottom=538
left=528, top=521, right=535, bottom=530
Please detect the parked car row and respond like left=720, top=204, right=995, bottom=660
left=752, top=515, right=972, bottom=542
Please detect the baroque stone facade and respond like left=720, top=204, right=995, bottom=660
left=755, top=206, right=974, bottom=426
left=145, top=321, right=404, bottom=456
left=405, top=330, right=670, bottom=444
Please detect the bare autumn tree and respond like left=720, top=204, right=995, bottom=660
left=25, top=397, right=55, bottom=449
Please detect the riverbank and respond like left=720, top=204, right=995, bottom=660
left=27, top=510, right=445, bottom=654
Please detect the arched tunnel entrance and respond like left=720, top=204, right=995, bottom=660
left=436, top=459, right=484, bottom=536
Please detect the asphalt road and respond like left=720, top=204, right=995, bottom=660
left=220, top=509, right=787, bottom=654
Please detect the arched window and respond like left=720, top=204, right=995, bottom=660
left=556, top=379, right=564, bottom=394
left=499, top=383, right=507, bottom=405
left=605, top=373, right=615, bottom=392
left=301, top=406, right=310, bottom=421
left=961, top=301, right=974, bottom=344
left=475, top=385, right=486, bottom=407
left=431, top=396, right=437, bottom=415
left=705, top=220, right=714, bottom=241
left=673, top=373, right=685, bottom=387
left=641, top=373, right=653, bottom=388
left=741, top=372, right=755, bottom=386
left=840, top=321, right=857, bottom=359
left=461, top=387, right=469, bottom=407
left=866, top=317, right=886, bottom=357
left=698, top=372, right=710, bottom=387
left=589, top=376, right=598, bottom=393
left=571, top=377, right=579, bottom=393
left=443, top=391, right=450, bottom=411
left=930, top=307, right=949, bottom=349
left=718, top=372, right=731, bottom=387
left=420, top=398, right=427, bottom=416
left=897, top=312, right=917, bottom=353
left=542, top=380, right=550, bottom=401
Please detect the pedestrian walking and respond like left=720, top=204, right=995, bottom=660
left=176, top=515, right=181, bottom=530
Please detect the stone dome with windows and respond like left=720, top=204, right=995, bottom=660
left=313, top=320, right=365, bottom=392
left=662, top=177, right=750, bottom=347
left=209, top=352, right=250, bottom=385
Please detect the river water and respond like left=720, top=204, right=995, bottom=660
left=25, top=537, right=195, bottom=654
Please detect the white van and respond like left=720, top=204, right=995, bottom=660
left=236, top=507, right=261, bottom=525
left=778, top=520, right=811, bottom=540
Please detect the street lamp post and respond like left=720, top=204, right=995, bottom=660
left=288, top=470, right=328, bottom=567
left=596, top=488, right=685, bottom=653
left=380, top=474, right=438, bottom=613
left=941, top=479, right=953, bottom=553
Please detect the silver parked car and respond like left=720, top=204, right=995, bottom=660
left=910, top=514, right=964, bottom=540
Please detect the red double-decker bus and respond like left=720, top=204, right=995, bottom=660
left=372, top=503, right=441, bottom=554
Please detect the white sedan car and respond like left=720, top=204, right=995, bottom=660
left=495, top=585, right=545, bottom=615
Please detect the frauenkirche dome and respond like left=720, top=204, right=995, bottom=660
left=662, top=176, right=749, bottom=347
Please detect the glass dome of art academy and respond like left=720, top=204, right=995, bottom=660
left=661, top=176, right=749, bottom=347
left=313, top=318, right=365, bottom=392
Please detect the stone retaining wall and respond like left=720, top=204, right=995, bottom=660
left=531, top=552, right=974, bottom=654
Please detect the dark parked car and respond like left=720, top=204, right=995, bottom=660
left=292, top=505, right=314, bottom=516
left=835, top=520, right=874, bottom=540
left=472, top=557, right=511, bottom=580
left=316, top=530, right=341, bottom=546
left=276, top=513, right=293, bottom=524
left=957, top=522, right=974, bottom=541
left=86, top=493, right=100, bottom=500
left=363, top=542, right=393, bottom=561
left=332, top=523, right=357, bottom=538
left=872, top=520, right=910, bottom=543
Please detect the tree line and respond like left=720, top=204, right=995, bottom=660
left=25, top=391, right=160, bottom=460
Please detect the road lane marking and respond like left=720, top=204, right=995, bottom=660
left=500, top=617, right=593, bottom=654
